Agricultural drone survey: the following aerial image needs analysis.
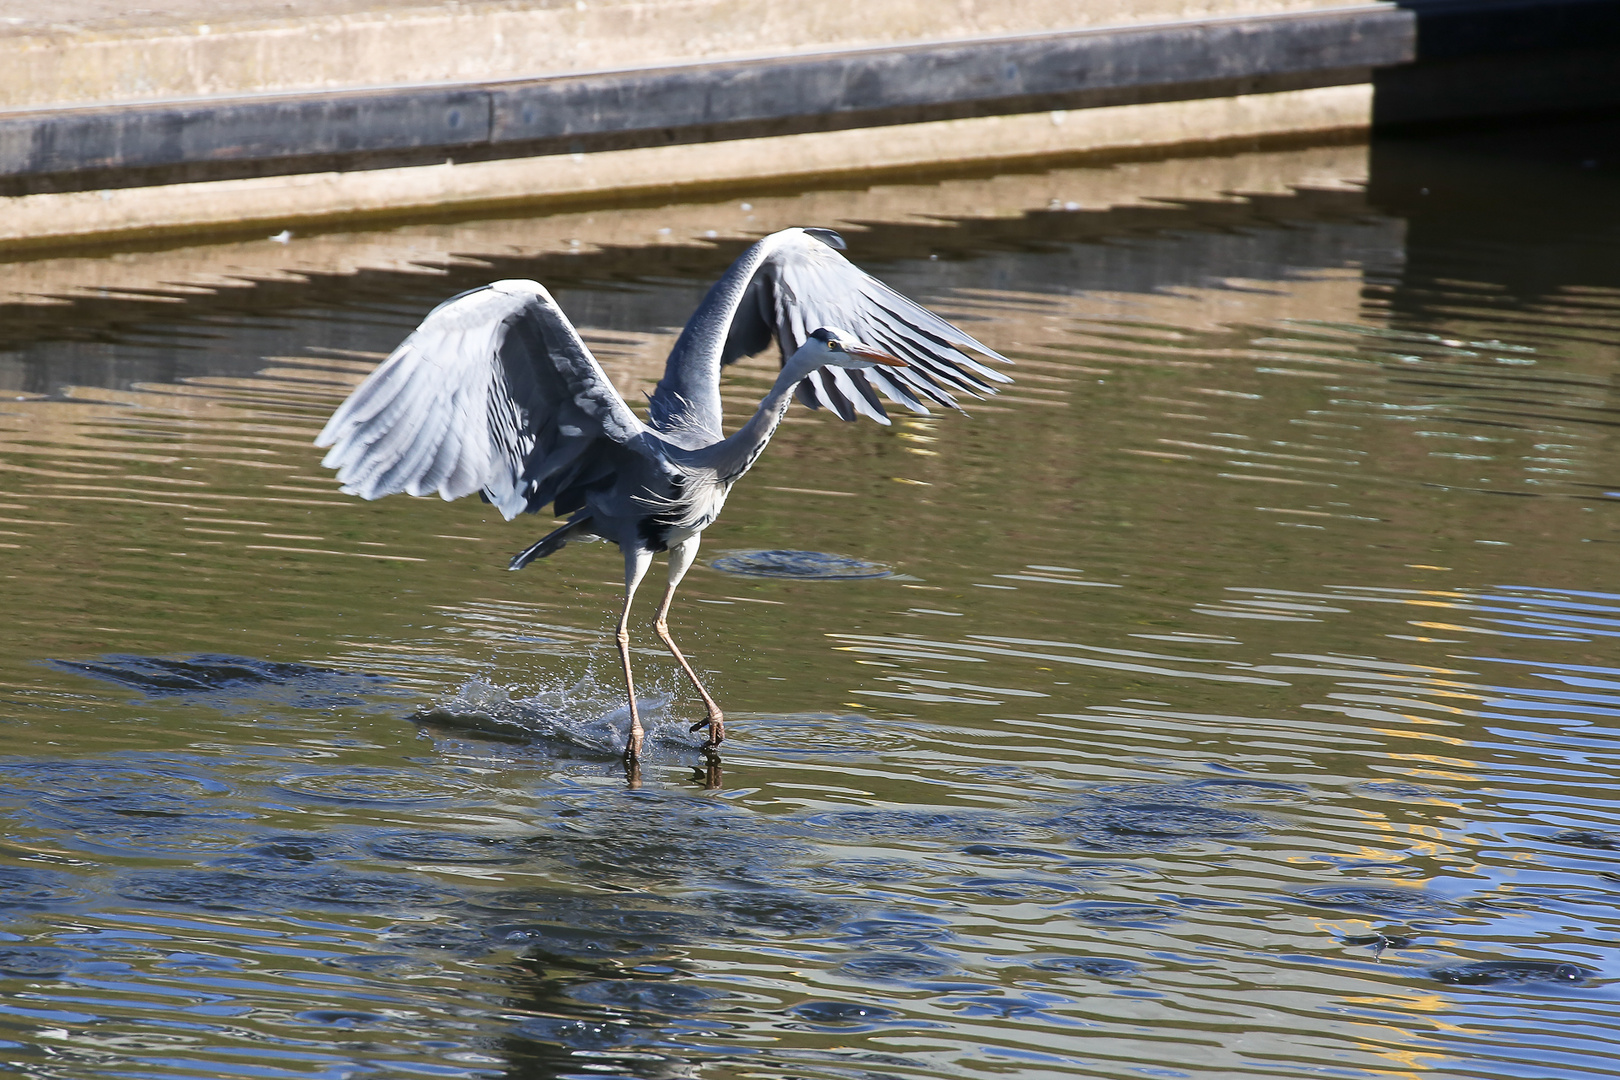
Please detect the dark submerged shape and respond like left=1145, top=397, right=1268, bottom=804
left=316, top=227, right=1009, bottom=769
left=709, top=548, right=893, bottom=580
left=1429, top=960, right=1595, bottom=987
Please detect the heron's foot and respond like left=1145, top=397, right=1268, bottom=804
left=688, top=710, right=725, bottom=749
left=623, top=724, right=645, bottom=765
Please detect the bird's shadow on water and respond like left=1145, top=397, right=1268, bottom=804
left=708, top=548, right=894, bottom=580
left=47, top=652, right=399, bottom=712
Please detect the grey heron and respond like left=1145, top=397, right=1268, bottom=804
left=316, top=227, right=1009, bottom=765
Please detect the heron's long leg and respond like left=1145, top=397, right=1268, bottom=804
left=617, top=546, right=655, bottom=764
left=654, top=535, right=725, bottom=749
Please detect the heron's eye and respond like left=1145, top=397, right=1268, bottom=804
left=828, top=340, right=844, bottom=351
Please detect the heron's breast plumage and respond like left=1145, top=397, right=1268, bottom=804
left=625, top=466, right=730, bottom=553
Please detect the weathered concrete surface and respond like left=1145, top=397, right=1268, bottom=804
left=1, top=0, right=1363, bottom=110
left=0, top=85, right=1373, bottom=249
left=0, top=0, right=1417, bottom=249
left=4, top=0, right=1617, bottom=252
left=0, top=7, right=1410, bottom=182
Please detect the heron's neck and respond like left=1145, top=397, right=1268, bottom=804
left=692, top=362, right=814, bottom=483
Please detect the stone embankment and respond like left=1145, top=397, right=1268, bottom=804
left=0, top=0, right=1613, bottom=247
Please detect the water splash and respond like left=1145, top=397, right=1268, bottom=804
left=414, top=676, right=684, bottom=756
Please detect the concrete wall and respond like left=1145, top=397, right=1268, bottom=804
left=2, top=0, right=1614, bottom=251
left=2, top=0, right=1364, bottom=109
left=0, top=0, right=1415, bottom=248
left=0, top=86, right=1375, bottom=249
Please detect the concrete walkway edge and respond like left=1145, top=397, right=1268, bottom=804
left=0, top=87, right=1375, bottom=250
left=1, top=8, right=1410, bottom=183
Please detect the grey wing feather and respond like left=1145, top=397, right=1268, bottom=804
left=315, top=280, right=648, bottom=521
left=772, top=239, right=1012, bottom=422
left=647, top=228, right=1010, bottom=435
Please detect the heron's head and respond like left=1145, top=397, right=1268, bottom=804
left=800, top=326, right=907, bottom=371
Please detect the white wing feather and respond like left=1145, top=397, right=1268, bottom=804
left=316, top=280, right=646, bottom=520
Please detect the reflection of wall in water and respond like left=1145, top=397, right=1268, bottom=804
left=1, top=147, right=1398, bottom=399
left=1368, top=114, right=1620, bottom=312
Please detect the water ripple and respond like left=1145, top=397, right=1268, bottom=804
left=1, top=131, right=1619, bottom=1079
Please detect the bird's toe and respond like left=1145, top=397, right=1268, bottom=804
left=689, top=713, right=725, bottom=747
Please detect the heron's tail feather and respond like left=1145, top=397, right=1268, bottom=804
left=509, top=516, right=592, bottom=571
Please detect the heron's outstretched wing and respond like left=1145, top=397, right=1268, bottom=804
left=316, top=280, right=648, bottom=520
left=648, top=227, right=1011, bottom=436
